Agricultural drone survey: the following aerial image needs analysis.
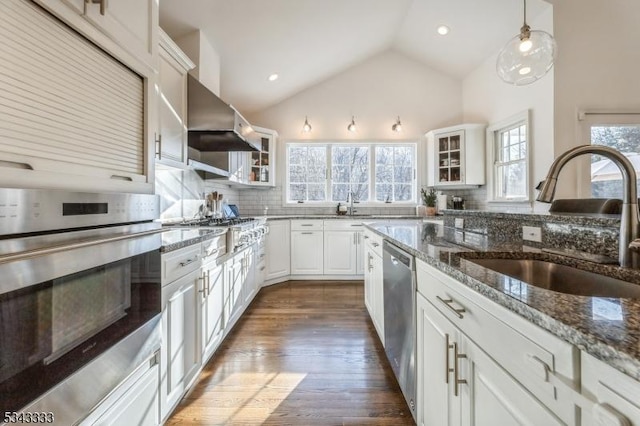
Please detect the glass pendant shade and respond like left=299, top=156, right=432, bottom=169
left=302, top=116, right=312, bottom=133
left=496, top=0, right=557, bottom=85
left=347, top=116, right=357, bottom=132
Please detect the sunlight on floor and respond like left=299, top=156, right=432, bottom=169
left=217, top=371, right=307, bottom=424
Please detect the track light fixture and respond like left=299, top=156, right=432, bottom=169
left=302, top=116, right=312, bottom=133
left=347, top=116, right=357, bottom=132
left=392, top=116, right=402, bottom=133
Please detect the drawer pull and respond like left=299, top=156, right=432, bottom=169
left=372, top=242, right=380, bottom=247
left=179, top=257, right=198, bottom=267
left=301, top=224, right=313, bottom=227
left=445, top=333, right=452, bottom=384
left=436, top=295, right=466, bottom=319
left=301, top=232, right=313, bottom=235
left=364, top=235, right=369, bottom=239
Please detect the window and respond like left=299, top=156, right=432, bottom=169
left=286, top=142, right=416, bottom=204
left=488, top=111, right=530, bottom=202
left=585, top=118, right=640, bottom=198
left=288, top=145, right=327, bottom=202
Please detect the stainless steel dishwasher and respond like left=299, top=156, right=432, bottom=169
left=383, top=241, right=417, bottom=420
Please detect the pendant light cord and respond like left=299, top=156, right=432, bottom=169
left=523, top=0, right=527, bottom=26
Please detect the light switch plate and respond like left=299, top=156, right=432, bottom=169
left=522, top=226, right=542, bottom=242
left=454, top=218, right=464, bottom=229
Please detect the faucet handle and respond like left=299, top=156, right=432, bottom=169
left=535, top=180, right=546, bottom=190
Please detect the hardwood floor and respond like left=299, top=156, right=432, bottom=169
left=166, top=281, right=415, bottom=425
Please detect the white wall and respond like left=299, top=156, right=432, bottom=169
left=175, top=30, right=221, bottom=96
left=548, top=0, right=640, bottom=198
left=249, top=50, right=462, bottom=142
left=462, top=7, right=554, bottom=211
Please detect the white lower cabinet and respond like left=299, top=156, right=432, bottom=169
left=243, top=245, right=257, bottom=304
left=364, top=229, right=384, bottom=344
left=201, top=259, right=225, bottom=364
left=416, top=257, right=578, bottom=426
left=323, top=230, right=357, bottom=274
left=160, top=268, right=201, bottom=421
left=581, top=352, right=640, bottom=426
left=290, top=230, right=324, bottom=275
left=225, top=253, right=245, bottom=330
left=265, top=220, right=290, bottom=281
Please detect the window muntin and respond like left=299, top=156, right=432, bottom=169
left=286, top=142, right=416, bottom=204
left=494, top=122, right=527, bottom=200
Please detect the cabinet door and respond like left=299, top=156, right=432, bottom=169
left=243, top=247, right=257, bottom=304
left=158, top=41, right=189, bottom=165
left=461, top=337, right=565, bottom=426
left=417, top=294, right=461, bottom=426
left=371, top=251, right=384, bottom=344
left=90, top=363, right=160, bottom=426
left=323, top=231, right=357, bottom=275
left=84, top=0, right=157, bottom=69
left=291, top=231, right=323, bottom=275
left=225, top=257, right=244, bottom=329
left=201, top=262, right=224, bottom=363
left=355, top=231, right=365, bottom=275
left=364, top=248, right=374, bottom=314
left=266, top=221, right=290, bottom=280
left=248, top=128, right=276, bottom=187
left=161, top=270, right=200, bottom=419
left=435, top=131, right=464, bottom=185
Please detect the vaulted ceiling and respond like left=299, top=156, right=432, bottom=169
left=159, top=0, right=551, bottom=114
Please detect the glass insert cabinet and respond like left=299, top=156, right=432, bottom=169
left=248, top=127, right=277, bottom=187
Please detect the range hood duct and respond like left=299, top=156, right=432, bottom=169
left=187, top=74, right=260, bottom=152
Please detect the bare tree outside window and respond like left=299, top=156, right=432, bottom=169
left=288, top=145, right=326, bottom=201
left=331, top=146, right=369, bottom=202
left=591, top=125, right=640, bottom=198
left=375, top=146, right=414, bottom=202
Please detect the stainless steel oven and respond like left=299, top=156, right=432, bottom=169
left=0, top=189, right=162, bottom=424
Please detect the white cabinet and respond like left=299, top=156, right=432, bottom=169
left=200, top=258, right=225, bottom=364
left=291, top=220, right=324, bottom=275
left=157, top=30, right=195, bottom=166
left=242, top=245, right=257, bottom=305
left=416, top=258, right=578, bottom=426
left=225, top=253, right=245, bottom=330
left=248, top=126, right=277, bottom=187
left=581, top=352, right=640, bottom=426
left=160, top=268, right=201, bottom=421
left=323, top=221, right=365, bottom=276
left=159, top=244, right=203, bottom=421
left=83, top=0, right=158, bottom=70
left=265, top=220, right=290, bottom=282
left=364, top=230, right=384, bottom=344
left=426, top=124, right=485, bottom=189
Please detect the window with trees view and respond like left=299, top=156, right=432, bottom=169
left=286, top=143, right=416, bottom=204
left=590, top=125, right=640, bottom=198
left=494, top=122, right=528, bottom=200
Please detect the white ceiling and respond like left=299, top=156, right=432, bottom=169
left=159, top=0, right=551, bottom=114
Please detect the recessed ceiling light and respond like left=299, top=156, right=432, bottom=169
left=268, top=73, right=279, bottom=82
left=437, top=25, right=450, bottom=36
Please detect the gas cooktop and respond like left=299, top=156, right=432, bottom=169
left=180, top=217, right=257, bottom=227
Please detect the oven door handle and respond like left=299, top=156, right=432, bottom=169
left=0, top=229, right=164, bottom=264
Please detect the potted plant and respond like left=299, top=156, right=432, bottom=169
left=421, top=187, right=438, bottom=216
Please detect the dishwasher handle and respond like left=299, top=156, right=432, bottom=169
left=383, top=241, right=414, bottom=270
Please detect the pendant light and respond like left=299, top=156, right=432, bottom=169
left=392, top=116, right=402, bottom=133
left=347, top=116, right=357, bottom=132
left=496, top=0, right=557, bottom=85
left=302, top=116, right=312, bottom=133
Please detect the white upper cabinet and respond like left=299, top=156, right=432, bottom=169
left=247, top=126, right=277, bottom=187
left=0, top=0, right=155, bottom=194
left=426, top=124, right=486, bottom=189
left=157, top=30, right=195, bottom=167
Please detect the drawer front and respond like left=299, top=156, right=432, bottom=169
left=363, top=229, right=383, bottom=258
left=290, top=220, right=324, bottom=231
left=162, top=244, right=202, bottom=284
left=416, top=259, right=577, bottom=423
left=202, top=236, right=226, bottom=260
left=323, top=220, right=365, bottom=231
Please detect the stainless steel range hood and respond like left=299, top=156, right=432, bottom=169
left=187, top=74, right=260, bottom=152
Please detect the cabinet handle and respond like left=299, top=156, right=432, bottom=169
left=351, top=224, right=363, bottom=227
left=453, top=342, right=467, bottom=397
left=364, top=235, right=369, bottom=239
left=179, top=256, right=198, bottom=267
left=436, top=295, right=466, bottom=319
left=367, top=254, right=373, bottom=272
left=372, top=242, right=380, bottom=247
left=198, top=272, right=208, bottom=297
left=89, top=0, right=107, bottom=16
left=301, top=224, right=313, bottom=227
left=301, top=232, right=313, bottom=235
left=445, top=333, right=452, bottom=384
left=155, top=133, right=162, bottom=159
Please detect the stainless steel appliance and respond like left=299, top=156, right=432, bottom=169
left=0, top=189, right=162, bottom=424
left=383, top=241, right=417, bottom=420
left=176, top=216, right=267, bottom=253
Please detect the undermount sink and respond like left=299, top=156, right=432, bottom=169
left=466, top=258, right=640, bottom=298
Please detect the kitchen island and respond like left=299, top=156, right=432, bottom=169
left=366, top=218, right=640, bottom=425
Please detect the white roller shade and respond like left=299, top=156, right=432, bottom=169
left=0, top=0, right=144, bottom=176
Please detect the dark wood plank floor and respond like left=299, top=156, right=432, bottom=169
left=166, top=281, right=415, bottom=425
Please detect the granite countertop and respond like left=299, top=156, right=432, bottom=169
left=266, top=215, right=441, bottom=221
left=367, top=220, right=640, bottom=381
left=160, top=227, right=227, bottom=252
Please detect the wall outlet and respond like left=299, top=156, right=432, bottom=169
left=522, top=226, right=542, bottom=242
left=454, top=218, right=464, bottom=229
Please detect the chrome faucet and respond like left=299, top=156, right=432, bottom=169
left=346, top=192, right=357, bottom=216
left=536, top=145, right=639, bottom=268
